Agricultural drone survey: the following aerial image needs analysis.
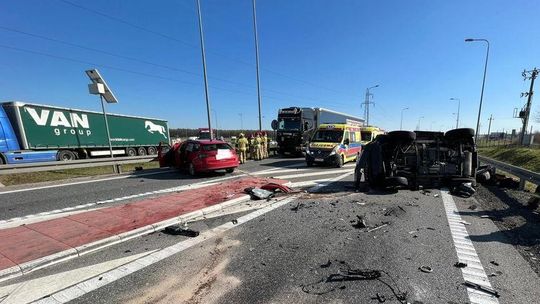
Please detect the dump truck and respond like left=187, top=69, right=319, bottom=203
left=0, top=101, right=169, bottom=164
left=273, top=107, right=363, bottom=155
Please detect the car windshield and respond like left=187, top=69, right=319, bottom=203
left=278, top=118, right=301, bottom=131
left=361, top=131, right=372, bottom=141
left=311, top=130, right=343, bottom=143
left=201, top=143, right=232, bottom=151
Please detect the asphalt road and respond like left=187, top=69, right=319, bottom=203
left=1, top=157, right=539, bottom=304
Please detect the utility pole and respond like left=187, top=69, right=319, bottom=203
left=487, top=114, right=494, bottom=139
left=195, top=0, right=213, bottom=140
left=363, top=85, right=379, bottom=126
left=519, top=68, right=538, bottom=145
left=252, top=0, right=263, bottom=131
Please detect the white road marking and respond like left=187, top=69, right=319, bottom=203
left=273, top=168, right=353, bottom=179
left=251, top=163, right=354, bottom=176
left=0, top=251, right=155, bottom=304
left=29, top=172, right=353, bottom=304
left=0, top=169, right=176, bottom=195
left=440, top=189, right=499, bottom=304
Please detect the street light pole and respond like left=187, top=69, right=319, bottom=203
left=99, top=95, right=114, bottom=159
left=465, top=38, right=490, bottom=142
left=252, top=0, right=263, bottom=132
left=196, top=0, right=213, bottom=140
left=416, top=116, right=424, bottom=131
left=400, top=107, right=409, bottom=130
left=363, top=84, right=379, bottom=126
left=450, top=97, right=460, bottom=129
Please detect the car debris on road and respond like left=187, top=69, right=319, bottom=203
left=163, top=224, right=200, bottom=237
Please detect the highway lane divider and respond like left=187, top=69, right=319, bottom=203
left=0, top=177, right=287, bottom=283
left=0, top=155, right=156, bottom=175
left=28, top=170, right=353, bottom=303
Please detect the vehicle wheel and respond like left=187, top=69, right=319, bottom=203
left=444, top=128, right=475, bottom=140
left=147, top=146, right=157, bottom=155
left=57, top=150, right=76, bottom=161
left=188, top=163, right=197, bottom=176
left=126, top=147, right=137, bottom=157
left=388, top=131, right=416, bottom=145
left=137, top=147, right=147, bottom=156
left=226, top=168, right=235, bottom=173
left=336, top=155, right=344, bottom=168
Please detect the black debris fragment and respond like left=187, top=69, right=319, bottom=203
left=135, top=166, right=143, bottom=171
left=490, top=261, right=500, bottom=266
left=163, top=225, right=200, bottom=237
left=463, top=280, right=500, bottom=297
left=454, top=262, right=467, bottom=268
left=352, top=215, right=367, bottom=229
left=232, top=219, right=238, bottom=224
left=320, top=260, right=332, bottom=268
left=383, top=206, right=406, bottom=217
left=373, top=292, right=386, bottom=302
left=244, top=187, right=274, bottom=200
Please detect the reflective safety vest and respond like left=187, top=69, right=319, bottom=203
left=237, top=137, right=248, bottom=150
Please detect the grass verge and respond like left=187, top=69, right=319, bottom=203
left=0, top=161, right=160, bottom=187
left=478, top=146, right=540, bottom=173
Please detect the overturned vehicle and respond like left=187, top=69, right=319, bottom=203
left=354, top=128, right=478, bottom=196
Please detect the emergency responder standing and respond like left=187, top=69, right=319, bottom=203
left=262, top=131, right=268, bottom=159
left=249, top=134, right=256, bottom=160
left=255, top=133, right=262, bottom=160
left=236, top=133, right=248, bottom=164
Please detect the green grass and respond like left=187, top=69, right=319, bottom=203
left=478, top=146, right=540, bottom=173
left=0, top=161, right=160, bottom=186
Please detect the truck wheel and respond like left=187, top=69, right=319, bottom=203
left=57, top=150, right=75, bottom=161
left=147, top=146, right=157, bottom=155
left=188, top=163, right=197, bottom=176
left=126, top=148, right=137, bottom=157
left=137, top=147, right=147, bottom=156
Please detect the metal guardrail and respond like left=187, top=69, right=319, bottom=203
left=0, top=155, right=156, bottom=175
left=478, top=155, right=540, bottom=189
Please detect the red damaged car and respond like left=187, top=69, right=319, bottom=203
left=158, top=139, right=239, bottom=175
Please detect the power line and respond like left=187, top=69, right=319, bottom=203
left=57, top=0, right=347, bottom=96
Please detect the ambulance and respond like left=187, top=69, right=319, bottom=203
left=360, top=126, right=385, bottom=144
left=305, top=121, right=362, bottom=167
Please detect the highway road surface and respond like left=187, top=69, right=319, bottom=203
left=0, top=156, right=539, bottom=304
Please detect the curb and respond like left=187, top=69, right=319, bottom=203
left=0, top=194, right=252, bottom=283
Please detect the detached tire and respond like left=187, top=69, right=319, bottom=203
left=388, top=131, right=416, bottom=145
left=57, top=150, right=76, bottom=161
left=445, top=128, right=475, bottom=140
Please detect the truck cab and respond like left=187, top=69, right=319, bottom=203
left=276, top=107, right=314, bottom=155
left=305, top=123, right=362, bottom=167
left=0, top=106, right=57, bottom=164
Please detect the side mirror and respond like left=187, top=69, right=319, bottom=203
left=344, top=138, right=350, bottom=145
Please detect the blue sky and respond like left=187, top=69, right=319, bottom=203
left=1, top=0, right=539, bottom=134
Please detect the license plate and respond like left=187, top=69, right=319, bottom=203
left=315, top=158, right=324, bottom=162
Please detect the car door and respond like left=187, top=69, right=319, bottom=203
left=157, top=141, right=172, bottom=167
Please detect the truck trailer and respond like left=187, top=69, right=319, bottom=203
left=274, top=107, right=363, bottom=155
left=0, top=101, right=169, bottom=164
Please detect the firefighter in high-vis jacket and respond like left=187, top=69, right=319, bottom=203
left=236, top=133, right=249, bottom=164
left=249, top=134, right=257, bottom=160
left=262, top=131, right=269, bottom=159
left=255, top=133, right=262, bottom=160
